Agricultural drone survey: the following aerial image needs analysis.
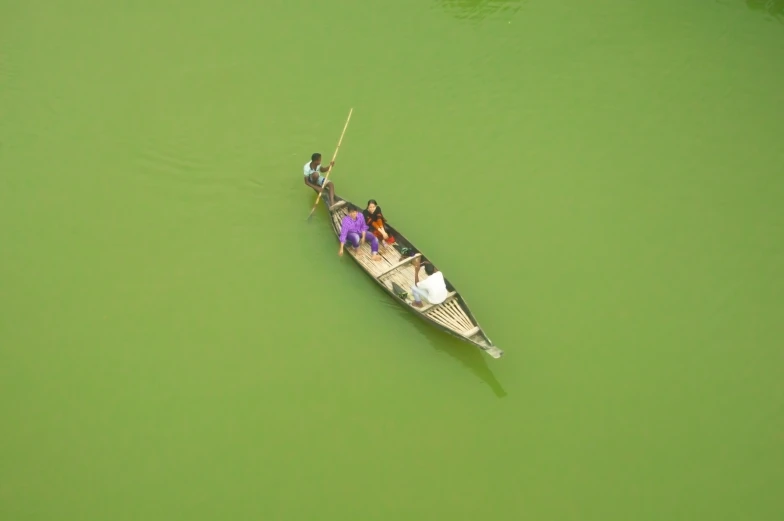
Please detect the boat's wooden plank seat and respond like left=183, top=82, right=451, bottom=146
left=461, top=326, right=481, bottom=338
left=377, top=253, right=422, bottom=280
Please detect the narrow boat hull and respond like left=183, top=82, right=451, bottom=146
left=317, top=194, right=503, bottom=359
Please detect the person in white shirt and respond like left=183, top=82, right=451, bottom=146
left=303, top=152, right=337, bottom=207
left=410, top=258, right=448, bottom=308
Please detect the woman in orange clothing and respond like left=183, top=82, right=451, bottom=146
left=362, top=199, right=396, bottom=246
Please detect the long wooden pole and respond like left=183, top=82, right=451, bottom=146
left=306, top=108, right=353, bottom=221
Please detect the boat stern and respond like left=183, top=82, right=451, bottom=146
left=467, top=331, right=503, bottom=359
left=484, top=346, right=504, bottom=359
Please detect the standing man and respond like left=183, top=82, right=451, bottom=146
left=303, top=153, right=337, bottom=208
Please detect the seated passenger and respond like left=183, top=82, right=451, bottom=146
left=362, top=199, right=395, bottom=246
left=410, top=258, right=448, bottom=307
left=338, top=204, right=382, bottom=261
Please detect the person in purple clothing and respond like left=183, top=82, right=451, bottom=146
left=338, top=204, right=381, bottom=261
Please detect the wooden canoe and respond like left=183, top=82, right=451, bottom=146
left=319, top=195, right=503, bottom=359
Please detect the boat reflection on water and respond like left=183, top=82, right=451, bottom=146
left=378, top=296, right=508, bottom=399
left=435, top=0, right=525, bottom=21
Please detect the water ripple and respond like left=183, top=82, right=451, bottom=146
left=746, top=0, right=784, bottom=23
left=436, top=0, right=526, bottom=21
left=136, top=144, right=212, bottom=178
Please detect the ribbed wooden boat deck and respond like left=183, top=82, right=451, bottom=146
left=331, top=205, right=498, bottom=355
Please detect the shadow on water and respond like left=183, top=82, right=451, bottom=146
left=436, top=0, right=526, bottom=21
left=747, top=0, right=784, bottom=23
left=379, top=295, right=508, bottom=399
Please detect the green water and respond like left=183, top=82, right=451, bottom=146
left=2, top=1, right=783, bottom=519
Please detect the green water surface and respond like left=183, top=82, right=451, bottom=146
left=1, top=1, right=783, bottom=519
